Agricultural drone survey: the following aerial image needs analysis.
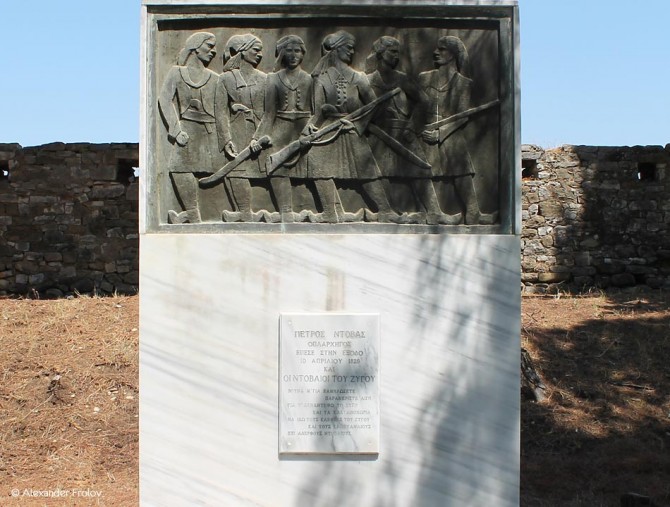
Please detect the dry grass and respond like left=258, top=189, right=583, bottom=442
left=522, top=289, right=670, bottom=506
left=1, top=290, right=669, bottom=506
left=0, top=295, right=138, bottom=506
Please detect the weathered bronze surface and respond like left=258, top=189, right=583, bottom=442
left=151, top=7, right=514, bottom=228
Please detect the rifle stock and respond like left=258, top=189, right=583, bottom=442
left=266, top=139, right=302, bottom=174
left=265, top=87, right=402, bottom=174
left=200, top=135, right=272, bottom=187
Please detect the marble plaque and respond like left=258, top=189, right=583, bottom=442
left=279, top=313, right=380, bottom=454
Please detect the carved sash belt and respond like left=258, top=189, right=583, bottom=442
left=230, top=103, right=255, bottom=120
left=276, top=111, right=311, bottom=120
left=181, top=109, right=215, bottom=123
left=387, top=119, right=412, bottom=129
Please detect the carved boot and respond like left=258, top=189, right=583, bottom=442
left=240, top=210, right=263, bottom=222
left=261, top=210, right=281, bottom=223
left=455, top=175, right=496, bottom=225
left=264, top=207, right=298, bottom=223
left=313, top=179, right=339, bottom=223
left=426, top=211, right=462, bottom=225
left=228, top=179, right=261, bottom=222
left=222, top=210, right=241, bottom=222
left=335, top=203, right=364, bottom=222
left=361, top=180, right=403, bottom=223
left=295, top=210, right=311, bottom=222
left=168, top=208, right=201, bottom=224
left=280, top=205, right=296, bottom=223
left=365, top=209, right=405, bottom=223
left=466, top=210, right=498, bottom=225
left=402, top=211, right=426, bottom=224
left=270, top=178, right=296, bottom=223
left=312, top=209, right=339, bottom=223
left=169, top=173, right=200, bottom=223
left=414, top=179, right=461, bottom=225
left=222, top=209, right=262, bottom=222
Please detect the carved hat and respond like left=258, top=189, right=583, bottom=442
left=311, top=30, right=355, bottom=76
left=222, top=34, right=262, bottom=71
left=177, top=32, right=216, bottom=66
left=274, top=35, right=306, bottom=71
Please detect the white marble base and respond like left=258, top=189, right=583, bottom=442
left=140, top=234, right=520, bottom=506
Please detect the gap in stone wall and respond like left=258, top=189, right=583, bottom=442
left=521, top=159, right=538, bottom=180
left=637, top=162, right=657, bottom=181
left=117, top=158, right=140, bottom=185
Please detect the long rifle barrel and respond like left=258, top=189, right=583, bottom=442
left=425, top=99, right=500, bottom=130
left=266, top=88, right=402, bottom=174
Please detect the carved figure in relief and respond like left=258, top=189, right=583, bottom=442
left=419, top=36, right=497, bottom=225
left=301, top=31, right=402, bottom=223
left=158, top=32, right=219, bottom=224
left=253, top=35, right=313, bottom=223
left=215, top=34, right=268, bottom=222
left=365, top=36, right=461, bottom=225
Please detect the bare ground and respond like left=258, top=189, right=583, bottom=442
left=1, top=295, right=138, bottom=506
left=522, top=290, right=670, bottom=506
left=0, top=291, right=668, bottom=506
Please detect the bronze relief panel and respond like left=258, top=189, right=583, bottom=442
left=149, top=9, right=515, bottom=231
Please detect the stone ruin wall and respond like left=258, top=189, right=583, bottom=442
left=1, top=141, right=669, bottom=296
left=522, top=143, right=670, bottom=293
left=0, top=143, right=139, bottom=297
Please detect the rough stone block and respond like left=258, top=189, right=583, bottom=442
left=626, top=265, right=656, bottom=275
left=540, top=236, right=554, bottom=247
left=43, top=252, right=63, bottom=262
left=28, top=273, right=46, bottom=284
left=611, top=273, right=636, bottom=287
left=580, top=237, right=600, bottom=249
left=90, top=165, right=118, bottom=181
left=89, top=184, right=126, bottom=199
left=521, top=273, right=539, bottom=282
left=572, top=266, right=597, bottom=276
left=538, top=272, right=570, bottom=283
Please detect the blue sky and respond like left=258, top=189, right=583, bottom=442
left=1, top=0, right=668, bottom=149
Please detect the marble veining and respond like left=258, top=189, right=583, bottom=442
left=140, top=234, right=520, bottom=506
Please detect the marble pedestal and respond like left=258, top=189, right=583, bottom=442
left=140, top=233, right=520, bottom=506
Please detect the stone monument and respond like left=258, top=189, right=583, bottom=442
left=140, top=1, right=521, bottom=505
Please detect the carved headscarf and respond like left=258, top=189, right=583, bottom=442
left=177, top=32, right=216, bottom=66
left=436, top=36, right=469, bottom=73
left=364, top=36, right=400, bottom=74
left=311, top=30, right=355, bottom=77
left=274, top=35, right=306, bottom=71
left=222, top=34, right=262, bottom=71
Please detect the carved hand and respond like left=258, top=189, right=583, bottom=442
left=175, top=131, right=190, bottom=147
left=249, top=139, right=263, bottom=154
left=340, top=120, right=356, bottom=133
left=301, top=123, right=318, bottom=136
left=231, top=104, right=252, bottom=114
left=421, top=129, right=439, bottom=145
left=225, top=141, right=239, bottom=158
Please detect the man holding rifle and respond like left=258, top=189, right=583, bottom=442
left=419, top=35, right=498, bottom=225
